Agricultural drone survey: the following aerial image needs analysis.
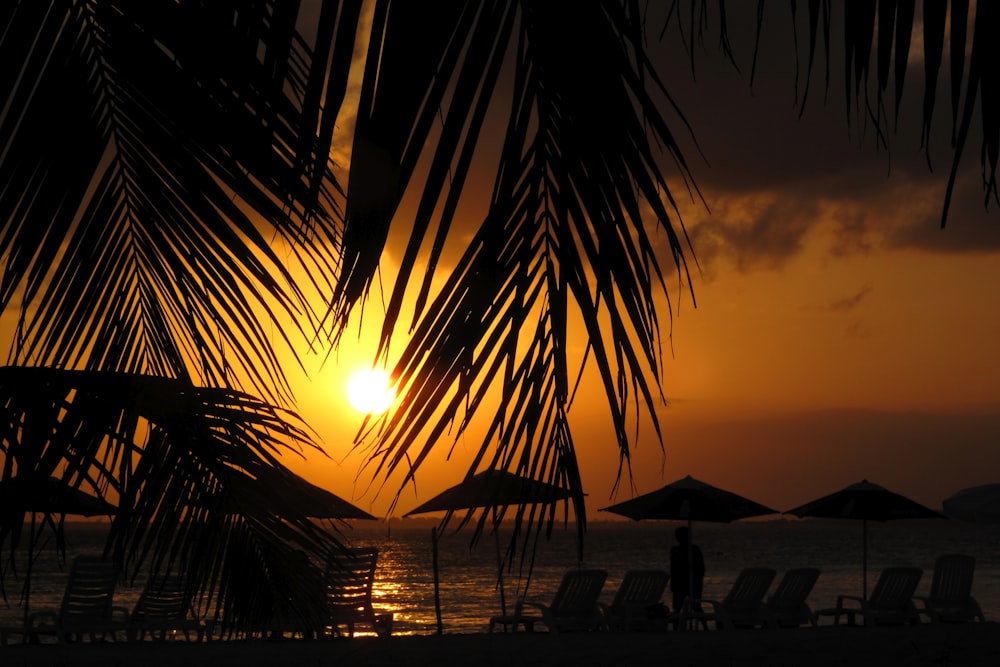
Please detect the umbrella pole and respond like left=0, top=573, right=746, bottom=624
left=494, top=509, right=506, bottom=617
left=23, top=511, right=36, bottom=632
left=683, top=518, right=693, bottom=631
left=862, top=519, right=868, bottom=601
left=431, top=527, right=443, bottom=635
left=687, top=518, right=693, bottom=608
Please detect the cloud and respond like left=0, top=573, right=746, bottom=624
left=827, top=283, right=873, bottom=312
left=652, top=3, right=1000, bottom=275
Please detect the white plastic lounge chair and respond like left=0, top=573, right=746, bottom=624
left=599, top=570, right=670, bottom=631
left=489, top=569, right=607, bottom=634
left=821, top=566, right=922, bottom=627
left=324, top=547, right=393, bottom=637
left=127, top=574, right=208, bottom=641
left=679, top=567, right=777, bottom=630
left=765, top=568, right=820, bottom=628
left=914, top=554, right=985, bottom=623
left=27, top=555, right=128, bottom=643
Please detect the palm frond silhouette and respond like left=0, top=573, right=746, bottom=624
left=0, top=1, right=995, bottom=633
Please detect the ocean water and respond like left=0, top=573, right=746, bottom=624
left=2, top=518, right=997, bottom=636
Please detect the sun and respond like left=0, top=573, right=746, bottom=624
left=346, top=368, right=397, bottom=415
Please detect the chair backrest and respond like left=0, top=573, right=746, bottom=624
left=869, top=566, right=923, bottom=610
left=609, top=570, right=669, bottom=612
left=722, top=567, right=776, bottom=611
left=59, top=556, right=117, bottom=625
left=132, top=574, right=192, bottom=622
left=325, top=547, right=379, bottom=615
left=929, top=554, right=975, bottom=605
left=549, top=569, right=607, bottom=617
left=767, top=568, right=820, bottom=611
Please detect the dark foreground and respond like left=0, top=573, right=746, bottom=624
left=3, top=623, right=1000, bottom=666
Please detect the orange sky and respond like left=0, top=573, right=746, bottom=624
left=3, top=3, right=996, bottom=524
left=282, top=3, right=1000, bottom=520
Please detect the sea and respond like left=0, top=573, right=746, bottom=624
left=2, top=518, right=997, bottom=636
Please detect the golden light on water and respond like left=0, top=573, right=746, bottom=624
left=346, top=368, right=396, bottom=415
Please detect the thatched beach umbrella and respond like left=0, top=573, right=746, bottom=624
left=599, top=475, right=778, bottom=602
left=0, top=476, right=117, bottom=629
left=218, top=468, right=376, bottom=521
left=403, top=469, right=573, bottom=633
left=785, top=479, right=945, bottom=599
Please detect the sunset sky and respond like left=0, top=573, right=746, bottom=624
left=279, top=4, right=1000, bottom=522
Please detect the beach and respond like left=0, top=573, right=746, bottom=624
left=3, top=624, right=1000, bottom=667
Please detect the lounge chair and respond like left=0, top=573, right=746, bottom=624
left=914, top=554, right=985, bottom=623
left=324, top=547, right=393, bottom=638
left=26, top=555, right=128, bottom=643
left=678, top=567, right=777, bottom=630
left=488, top=569, right=607, bottom=634
left=819, top=566, right=923, bottom=626
left=765, top=568, right=820, bottom=628
left=599, top=570, right=670, bottom=631
left=127, top=574, right=209, bottom=641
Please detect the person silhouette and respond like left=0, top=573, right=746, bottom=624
left=669, top=526, right=705, bottom=616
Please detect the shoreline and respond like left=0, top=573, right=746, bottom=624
left=3, top=623, right=1000, bottom=666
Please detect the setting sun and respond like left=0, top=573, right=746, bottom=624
left=346, top=368, right=397, bottom=414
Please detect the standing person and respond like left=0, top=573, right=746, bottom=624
left=669, top=526, right=705, bottom=616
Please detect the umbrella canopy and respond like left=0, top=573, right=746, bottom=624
left=404, top=469, right=573, bottom=516
left=403, top=469, right=573, bottom=632
left=599, top=475, right=777, bottom=616
left=785, top=479, right=944, bottom=522
left=598, top=475, right=778, bottom=523
left=207, top=468, right=376, bottom=520
left=0, top=476, right=116, bottom=518
left=0, top=476, right=117, bottom=630
left=942, top=483, right=1000, bottom=524
left=784, top=479, right=945, bottom=599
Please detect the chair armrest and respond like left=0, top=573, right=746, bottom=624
left=836, top=595, right=864, bottom=609
left=26, top=611, right=58, bottom=628
left=519, top=601, right=548, bottom=615
left=683, top=597, right=730, bottom=629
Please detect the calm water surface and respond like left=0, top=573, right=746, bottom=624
left=2, top=519, right=997, bottom=636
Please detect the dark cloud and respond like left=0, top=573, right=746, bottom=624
left=828, top=284, right=873, bottom=312
left=649, top=2, right=1000, bottom=271
left=685, top=196, right=818, bottom=273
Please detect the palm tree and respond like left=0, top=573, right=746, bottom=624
left=0, top=0, right=996, bottom=632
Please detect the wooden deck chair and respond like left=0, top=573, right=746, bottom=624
left=27, top=555, right=128, bottom=643
left=765, top=568, right=820, bottom=628
left=127, top=574, right=208, bottom=641
left=599, top=570, right=670, bottom=631
left=824, top=566, right=923, bottom=627
left=489, top=569, right=607, bottom=634
left=324, top=547, right=393, bottom=638
left=914, top=554, right=985, bottom=623
left=680, top=567, right=777, bottom=630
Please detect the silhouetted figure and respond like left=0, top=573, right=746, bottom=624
left=670, top=526, right=704, bottom=615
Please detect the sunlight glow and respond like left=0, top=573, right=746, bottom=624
left=346, top=368, right=396, bottom=414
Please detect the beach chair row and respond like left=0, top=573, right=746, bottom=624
left=0, top=555, right=207, bottom=646
left=1, top=547, right=394, bottom=645
left=813, top=553, right=985, bottom=628
left=488, top=553, right=984, bottom=633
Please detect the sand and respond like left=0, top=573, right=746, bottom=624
left=2, top=623, right=1000, bottom=667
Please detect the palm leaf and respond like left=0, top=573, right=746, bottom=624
left=0, top=366, right=343, bottom=636
left=349, top=3, right=697, bottom=552
left=0, top=1, right=348, bottom=401
left=784, top=0, right=998, bottom=223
